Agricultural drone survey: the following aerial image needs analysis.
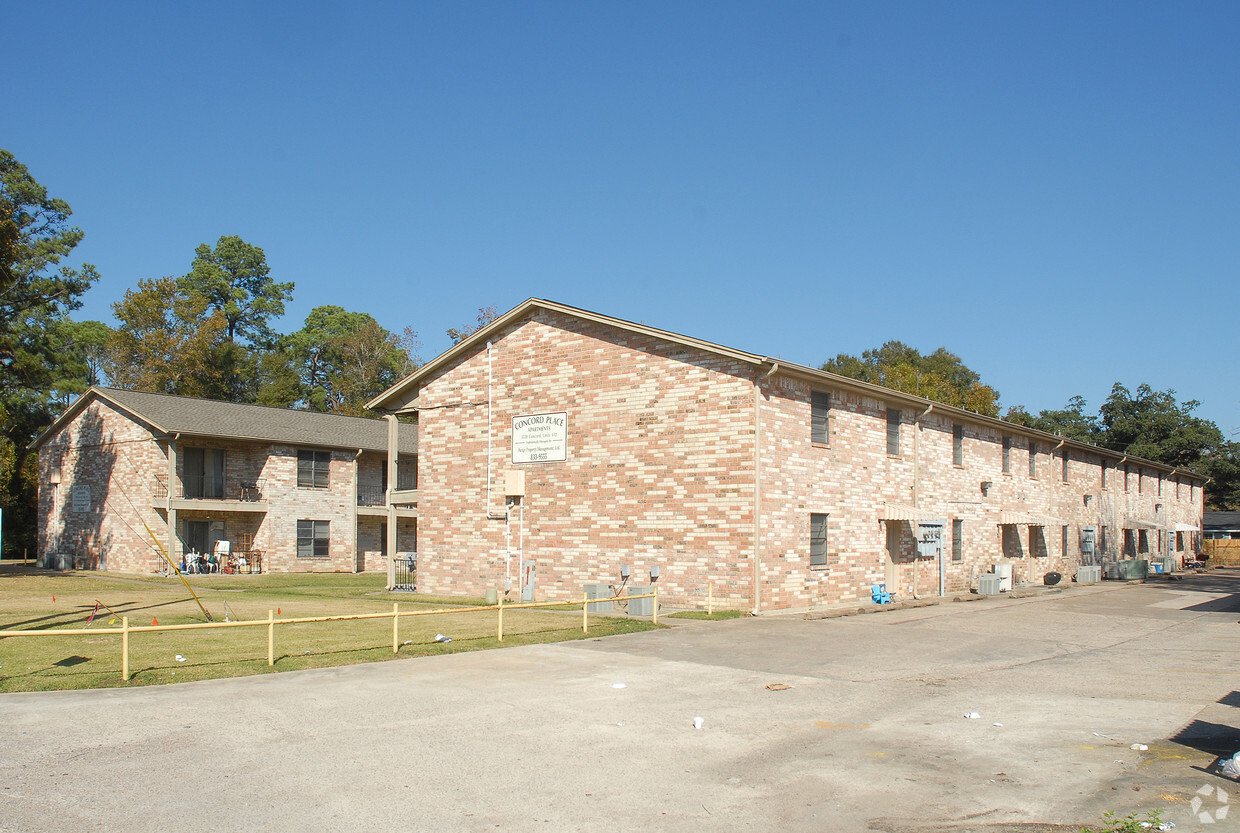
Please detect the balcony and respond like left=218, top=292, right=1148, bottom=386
left=355, top=483, right=418, bottom=518
left=152, top=475, right=269, bottom=512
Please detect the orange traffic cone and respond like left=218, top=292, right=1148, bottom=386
left=52, top=595, right=56, bottom=602
left=152, top=616, right=159, bottom=626
left=277, top=608, right=281, bottom=614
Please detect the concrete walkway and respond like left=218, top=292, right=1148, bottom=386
left=3, top=572, right=1239, bottom=833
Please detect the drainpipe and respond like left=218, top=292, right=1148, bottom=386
left=752, top=362, right=778, bottom=615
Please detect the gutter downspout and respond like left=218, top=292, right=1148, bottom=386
left=752, top=362, right=778, bottom=615
left=486, top=341, right=505, bottom=521
left=913, top=404, right=934, bottom=598
left=353, top=449, right=364, bottom=573
left=167, top=433, right=180, bottom=568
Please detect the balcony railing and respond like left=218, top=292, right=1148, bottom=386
left=152, top=475, right=265, bottom=502
left=357, top=485, right=386, bottom=507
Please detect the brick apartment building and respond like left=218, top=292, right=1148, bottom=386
left=368, top=299, right=1205, bottom=612
left=32, top=388, right=418, bottom=573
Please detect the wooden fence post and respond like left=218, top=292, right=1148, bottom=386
left=708, top=581, right=713, bottom=615
left=497, top=595, right=504, bottom=642
left=653, top=586, right=659, bottom=625
left=267, top=609, right=274, bottom=666
left=392, top=603, right=399, bottom=654
left=121, top=616, right=130, bottom=681
left=582, top=592, right=588, bottom=633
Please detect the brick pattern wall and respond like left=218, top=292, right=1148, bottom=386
left=38, top=399, right=168, bottom=572
left=410, top=311, right=1205, bottom=611
left=415, top=310, right=758, bottom=604
left=758, top=379, right=1205, bottom=608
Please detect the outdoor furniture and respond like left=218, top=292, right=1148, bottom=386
left=246, top=550, right=263, bottom=574
left=871, top=584, right=892, bottom=605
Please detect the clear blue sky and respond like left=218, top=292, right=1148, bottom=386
left=8, top=1, right=1239, bottom=432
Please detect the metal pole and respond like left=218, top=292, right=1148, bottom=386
left=582, top=592, right=588, bottom=633
left=708, top=581, right=713, bottom=615
left=653, top=586, right=659, bottom=625
left=497, top=595, right=504, bottom=642
left=267, top=610, right=274, bottom=666
left=121, top=616, right=130, bottom=681
left=392, top=603, right=399, bottom=654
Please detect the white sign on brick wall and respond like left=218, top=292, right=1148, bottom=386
left=512, top=412, right=567, bottom=464
left=71, top=484, right=92, bottom=513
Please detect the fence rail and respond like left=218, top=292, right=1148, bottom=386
left=1204, top=539, right=1240, bottom=566
left=0, top=590, right=660, bottom=682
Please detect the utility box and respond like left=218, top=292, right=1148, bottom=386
left=1080, top=526, right=1097, bottom=564
left=627, top=585, right=654, bottom=616
left=504, top=470, right=526, bottom=497
left=916, top=522, right=944, bottom=559
left=585, top=584, right=613, bottom=613
left=1163, top=556, right=1176, bottom=574
left=978, top=575, right=1003, bottom=595
left=1077, top=565, right=1101, bottom=584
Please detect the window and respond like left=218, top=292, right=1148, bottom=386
left=886, top=409, right=901, bottom=455
left=1137, top=468, right=1143, bottom=494
left=811, top=391, right=830, bottom=444
left=1029, top=442, right=1038, bottom=478
left=952, top=519, right=963, bottom=561
left=184, top=447, right=225, bottom=499
left=297, top=520, right=330, bottom=558
left=298, top=450, right=331, bottom=489
left=1061, top=450, right=1069, bottom=483
left=809, top=513, right=829, bottom=567
left=1002, top=436, right=1012, bottom=474
left=1102, top=460, right=1109, bottom=489
left=952, top=425, right=964, bottom=466
left=1157, top=475, right=1163, bottom=497
left=1124, top=464, right=1130, bottom=492
left=1062, top=525, right=1069, bottom=557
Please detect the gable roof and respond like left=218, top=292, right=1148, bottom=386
left=31, top=387, right=417, bottom=455
left=368, top=298, right=1205, bottom=483
left=1205, top=512, right=1240, bottom=532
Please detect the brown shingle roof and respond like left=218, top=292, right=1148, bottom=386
left=32, top=387, right=416, bottom=454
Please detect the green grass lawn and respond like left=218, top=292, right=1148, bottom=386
left=0, top=570, right=659, bottom=692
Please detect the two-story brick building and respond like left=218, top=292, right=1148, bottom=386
left=33, top=388, right=418, bottom=573
left=368, top=299, right=1206, bottom=612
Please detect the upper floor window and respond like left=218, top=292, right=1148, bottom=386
left=952, top=425, right=964, bottom=466
left=811, top=391, right=830, bottom=444
left=1102, top=460, right=1109, bottom=489
left=1124, top=464, right=1130, bottom=492
left=1029, top=442, right=1038, bottom=478
left=1061, top=449, right=1069, bottom=483
left=298, top=450, right=331, bottom=489
left=1002, top=436, right=1012, bottom=474
left=886, top=409, right=901, bottom=456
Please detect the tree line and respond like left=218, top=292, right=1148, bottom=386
left=2, top=148, right=1236, bottom=555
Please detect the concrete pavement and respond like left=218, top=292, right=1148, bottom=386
left=3, top=572, right=1240, bottom=832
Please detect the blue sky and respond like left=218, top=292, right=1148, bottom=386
left=8, top=1, right=1239, bottom=432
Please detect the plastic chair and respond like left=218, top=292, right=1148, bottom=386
left=871, top=584, right=892, bottom=605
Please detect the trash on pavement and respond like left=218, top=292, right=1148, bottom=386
left=693, top=716, right=704, bottom=730
left=1130, top=743, right=1149, bottom=751
left=964, top=712, right=981, bottom=719
left=1221, top=751, right=1240, bottom=779
left=766, top=683, right=791, bottom=691
left=611, top=682, right=626, bottom=689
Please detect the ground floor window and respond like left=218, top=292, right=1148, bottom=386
left=1062, top=525, right=1069, bottom=558
left=952, top=519, right=963, bottom=561
left=297, top=520, right=330, bottom=558
left=810, top=513, right=828, bottom=567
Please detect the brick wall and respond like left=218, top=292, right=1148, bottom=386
left=415, top=309, right=757, bottom=604
left=409, top=309, right=1205, bottom=611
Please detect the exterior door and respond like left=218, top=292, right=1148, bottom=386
left=885, top=523, right=900, bottom=591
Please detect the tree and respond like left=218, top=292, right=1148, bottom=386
left=105, top=277, right=229, bottom=398
left=821, top=341, right=1001, bottom=416
left=287, top=306, right=420, bottom=415
left=1003, top=395, right=1099, bottom=443
left=0, top=149, right=99, bottom=555
left=180, top=235, right=292, bottom=347
left=446, top=305, right=499, bottom=345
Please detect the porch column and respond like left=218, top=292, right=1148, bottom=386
left=166, top=438, right=178, bottom=566
left=385, top=415, right=399, bottom=587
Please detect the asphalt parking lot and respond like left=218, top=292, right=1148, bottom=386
left=3, top=570, right=1240, bottom=833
